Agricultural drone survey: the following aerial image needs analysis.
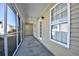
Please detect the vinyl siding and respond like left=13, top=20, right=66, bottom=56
left=70, top=3, right=79, bottom=55
left=33, top=3, right=79, bottom=56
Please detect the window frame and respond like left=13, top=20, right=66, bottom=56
left=49, top=3, right=70, bottom=48
left=39, top=19, right=42, bottom=40
left=38, top=18, right=42, bottom=40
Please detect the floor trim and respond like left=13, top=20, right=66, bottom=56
left=12, top=40, right=23, bottom=56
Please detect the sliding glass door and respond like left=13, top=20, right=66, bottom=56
left=0, top=3, right=5, bottom=56
left=18, top=16, right=21, bottom=45
left=0, top=3, right=23, bottom=56
left=7, top=5, right=17, bottom=56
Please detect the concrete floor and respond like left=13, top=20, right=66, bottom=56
left=15, top=36, right=54, bottom=56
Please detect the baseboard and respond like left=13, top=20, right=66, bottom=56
left=12, top=40, right=23, bottom=56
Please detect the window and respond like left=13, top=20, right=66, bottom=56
left=0, top=3, right=5, bottom=56
left=50, top=3, right=70, bottom=48
left=0, top=3, right=23, bottom=56
left=39, top=19, right=42, bottom=40
left=7, top=4, right=17, bottom=55
left=18, top=15, right=21, bottom=45
left=40, top=21, right=42, bottom=38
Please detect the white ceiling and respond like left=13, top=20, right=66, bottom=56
left=15, top=3, right=49, bottom=22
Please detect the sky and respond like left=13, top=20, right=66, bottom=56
left=0, top=3, right=16, bottom=27
left=0, top=3, right=16, bottom=34
left=0, top=3, right=4, bottom=22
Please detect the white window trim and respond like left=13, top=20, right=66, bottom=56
left=49, top=3, right=70, bottom=48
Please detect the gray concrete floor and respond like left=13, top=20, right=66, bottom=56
left=15, top=36, right=54, bottom=56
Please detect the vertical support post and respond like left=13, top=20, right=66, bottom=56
left=20, top=20, right=22, bottom=42
left=4, top=3, right=8, bottom=56
left=16, top=13, right=18, bottom=48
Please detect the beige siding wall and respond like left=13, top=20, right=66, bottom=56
left=70, top=3, right=79, bottom=55
left=33, top=19, right=41, bottom=39
left=33, top=3, right=79, bottom=56
left=24, top=23, right=33, bottom=36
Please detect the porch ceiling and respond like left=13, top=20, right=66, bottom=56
left=15, top=3, right=49, bottom=23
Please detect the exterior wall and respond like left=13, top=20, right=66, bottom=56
left=33, top=3, right=79, bottom=56
left=33, top=19, right=40, bottom=39
left=24, top=23, right=33, bottom=36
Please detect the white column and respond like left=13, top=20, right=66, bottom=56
left=16, top=13, right=19, bottom=47
left=4, top=3, right=8, bottom=56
